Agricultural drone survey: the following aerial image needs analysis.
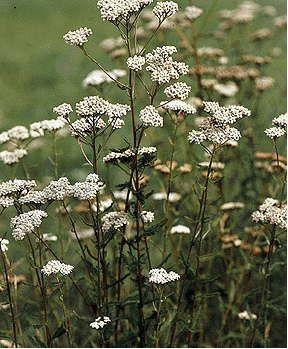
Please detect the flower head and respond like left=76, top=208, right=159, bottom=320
left=63, top=27, right=92, bottom=46
left=149, top=268, right=180, bottom=284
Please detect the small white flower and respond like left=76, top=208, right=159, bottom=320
left=63, top=27, right=92, bottom=46
left=141, top=211, right=155, bottom=223
left=238, top=310, right=257, bottom=321
left=127, top=55, right=146, bottom=71
left=90, top=316, right=111, bottom=330
left=140, top=106, right=163, bottom=127
left=0, top=238, right=9, bottom=252
left=164, top=82, right=191, bottom=100
left=170, top=225, right=190, bottom=234
left=53, top=103, right=73, bottom=118
left=153, top=1, right=178, bottom=21
left=265, top=126, right=286, bottom=139
left=149, top=268, right=180, bottom=284
left=41, top=260, right=74, bottom=276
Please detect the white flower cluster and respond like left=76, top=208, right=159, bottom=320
left=188, top=101, right=251, bottom=145
left=152, top=192, right=181, bottom=202
left=97, top=0, right=153, bottom=21
left=139, top=146, right=157, bottom=155
left=272, top=113, right=287, bottom=128
left=10, top=210, right=48, bottom=240
left=41, top=260, right=74, bottom=276
left=264, top=127, right=286, bottom=140
left=160, top=100, right=196, bottom=114
left=71, top=173, right=105, bottom=200
left=170, top=225, right=190, bottom=234
left=127, top=55, right=146, bottom=71
left=251, top=198, right=287, bottom=229
left=75, top=96, right=130, bottom=130
left=30, top=117, right=66, bottom=138
left=70, top=117, right=106, bottom=137
left=53, top=103, right=73, bottom=118
left=141, top=211, right=155, bottom=223
left=0, top=126, right=29, bottom=145
left=83, top=69, right=126, bottom=87
left=145, top=46, right=189, bottom=84
left=265, top=112, right=287, bottom=140
left=149, top=268, right=180, bottom=284
left=102, top=212, right=129, bottom=232
left=153, top=1, right=178, bottom=21
left=90, top=316, right=111, bottom=330
left=238, top=310, right=257, bottom=321
left=0, top=238, right=9, bottom=252
left=0, top=179, right=36, bottom=197
left=164, top=82, right=191, bottom=100
left=184, top=6, right=203, bottom=20
left=140, top=105, right=163, bottom=127
left=0, top=149, right=28, bottom=165
left=76, top=96, right=109, bottom=117
left=43, top=177, right=72, bottom=201
left=0, top=197, right=14, bottom=207
left=103, top=149, right=135, bottom=164
left=63, top=27, right=92, bottom=46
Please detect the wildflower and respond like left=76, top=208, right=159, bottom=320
left=0, top=197, right=14, bottom=207
left=272, top=113, right=287, bottom=128
left=153, top=1, right=178, bottom=21
left=71, top=173, right=105, bottom=200
left=265, top=127, right=286, bottom=139
left=83, top=69, right=126, bottom=87
left=76, top=96, right=109, bottom=117
left=10, top=210, right=48, bottom=240
left=127, top=55, right=146, bottom=71
left=30, top=118, right=66, bottom=138
left=188, top=101, right=250, bottom=145
left=90, top=316, right=111, bottom=330
left=160, top=100, right=196, bottom=114
left=152, top=192, right=181, bottom=202
left=70, top=228, right=94, bottom=240
left=184, top=6, right=203, bottom=20
left=0, top=179, right=36, bottom=197
left=274, top=15, right=287, bottom=28
left=43, top=177, right=73, bottom=201
left=41, top=260, right=74, bottom=276
left=213, top=82, right=239, bottom=97
left=7, top=126, right=29, bottom=141
left=0, top=131, right=10, bottom=145
left=70, top=117, right=106, bottom=136
left=138, top=146, right=157, bottom=156
left=145, top=46, right=189, bottom=84
left=140, top=106, right=163, bottom=127
left=255, top=77, right=274, bottom=91
left=103, top=149, right=135, bottom=164
left=164, top=82, right=191, bottom=100
left=251, top=198, right=286, bottom=229
left=170, top=225, right=190, bottom=234
left=0, top=149, right=28, bottom=165
left=198, top=161, right=225, bottom=170
left=149, top=268, right=180, bottom=284
left=113, top=190, right=132, bottom=201
left=53, top=103, right=73, bottom=118
left=238, top=310, right=257, bottom=321
left=63, top=27, right=92, bottom=46
left=0, top=238, right=9, bottom=252
left=197, top=47, right=224, bottom=58
left=220, top=202, right=245, bottom=210
left=18, top=190, right=47, bottom=205
left=102, top=212, right=129, bottom=232
left=97, top=0, right=153, bottom=21
left=141, top=211, right=155, bottom=223
left=92, top=198, right=113, bottom=212
left=43, top=233, right=58, bottom=242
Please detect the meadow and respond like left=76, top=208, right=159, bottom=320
left=0, top=0, right=287, bottom=348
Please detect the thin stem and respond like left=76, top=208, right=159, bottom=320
left=1, top=252, right=18, bottom=348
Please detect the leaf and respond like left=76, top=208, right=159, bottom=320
left=51, top=325, right=67, bottom=341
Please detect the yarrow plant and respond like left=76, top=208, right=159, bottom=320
left=0, top=1, right=286, bottom=348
